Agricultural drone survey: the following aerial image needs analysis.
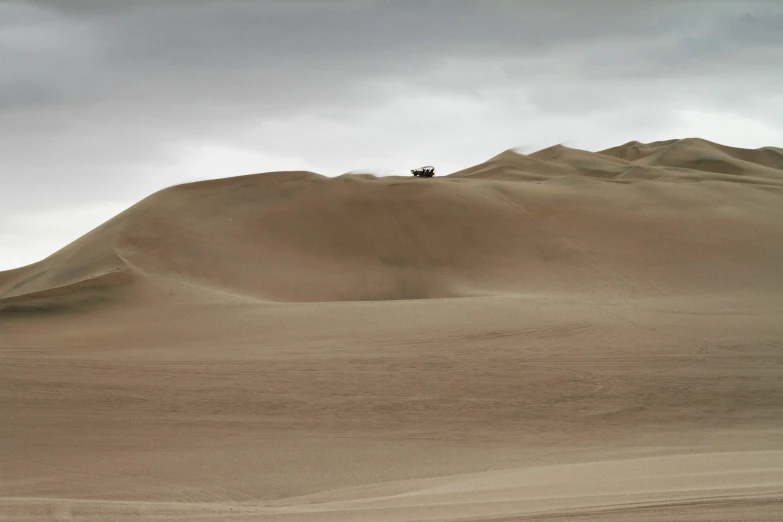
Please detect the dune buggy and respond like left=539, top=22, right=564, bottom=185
left=411, top=166, right=435, bottom=178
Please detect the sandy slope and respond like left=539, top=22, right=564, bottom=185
left=2, top=139, right=782, bottom=305
left=2, top=138, right=783, bottom=521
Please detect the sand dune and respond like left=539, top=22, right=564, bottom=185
left=601, top=138, right=783, bottom=171
left=2, top=138, right=782, bottom=305
left=2, top=138, right=782, bottom=521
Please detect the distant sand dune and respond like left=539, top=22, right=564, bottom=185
left=2, top=138, right=782, bottom=521
left=2, top=138, right=782, bottom=304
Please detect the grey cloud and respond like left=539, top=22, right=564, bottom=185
left=6, top=1, right=780, bottom=116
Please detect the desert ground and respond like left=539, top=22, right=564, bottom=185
left=2, top=138, right=782, bottom=520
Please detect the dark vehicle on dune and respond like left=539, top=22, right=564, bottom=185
left=411, top=166, right=435, bottom=178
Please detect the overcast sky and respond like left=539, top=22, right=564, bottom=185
left=2, top=0, right=782, bottom=270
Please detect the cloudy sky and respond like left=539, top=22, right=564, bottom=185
left=2, top=0, right=782, bottom=270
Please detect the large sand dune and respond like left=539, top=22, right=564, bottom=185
left=2, top=138, right=782, bottom=520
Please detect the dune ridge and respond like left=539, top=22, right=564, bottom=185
left=2, top=138, right=782, bottom=307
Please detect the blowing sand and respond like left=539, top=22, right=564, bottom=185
left=2, top=138, right=782, bottom=520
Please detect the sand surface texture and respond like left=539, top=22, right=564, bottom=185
left=2, top=138, right=783, bottom=520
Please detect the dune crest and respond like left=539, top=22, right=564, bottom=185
left=2, top=139, right=783, bottom=306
